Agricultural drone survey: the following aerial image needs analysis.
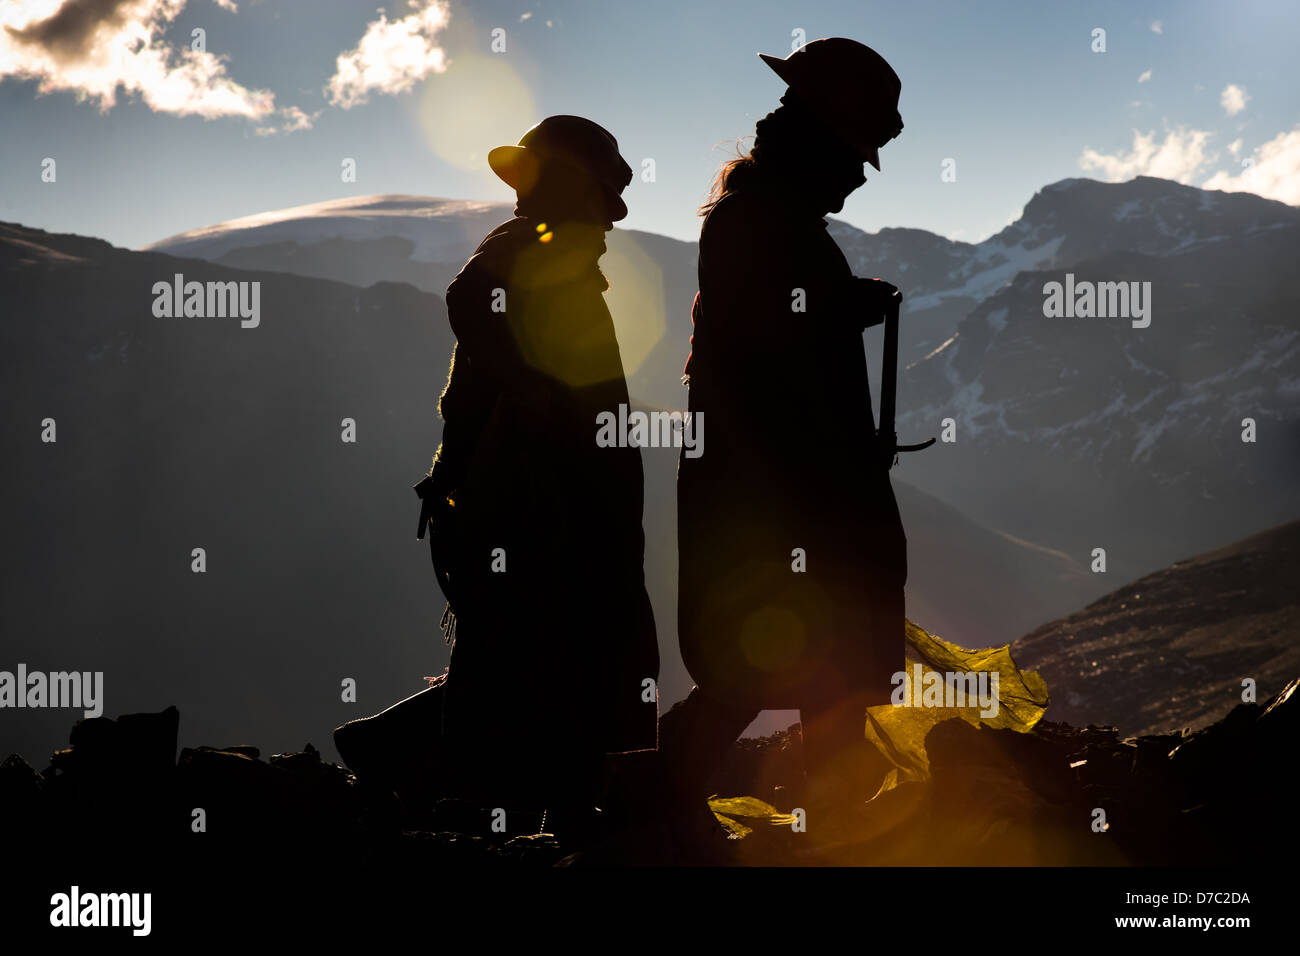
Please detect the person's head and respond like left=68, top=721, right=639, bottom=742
left=701, top=38, right=902, bottom=216
left=489, top=115, right=632, bottom=231
left=521, top=158, right=626, bottom=229
left=759, top=38, right=903, bottom=173
left=773, top=90, right=880, bottom=214
left=701, top=90, right=894, bottom=217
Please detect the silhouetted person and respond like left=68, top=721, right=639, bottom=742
left=665, top=38, right=908, bottom=830
left=337, top=116, right=658, bottom=839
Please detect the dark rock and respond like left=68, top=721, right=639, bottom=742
left=116, top=706, right=180, bottom=772
left=66, top=705, right=179, bottom=776
left=215, top=745, right=260, bottom=760
left=501, top=833, right=567, bottom=867
left=928, top=717, right=1078, bottom=803
left=709, top=724, right=804, bottom=806
left=0, top=754, right=46, bottom=821
left=12, top=682, right=1299, bottom=869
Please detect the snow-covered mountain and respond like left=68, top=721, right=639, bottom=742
left=894, top=187, right=1300, bottom=581
left=144, top=195, right=514, bottom=267
left=832, top=176, right=1300, bottom=365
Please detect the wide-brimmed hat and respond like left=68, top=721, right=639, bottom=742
left=759, top=38, right=903, bottom=171
left=488, top=115, right=633, bottom=220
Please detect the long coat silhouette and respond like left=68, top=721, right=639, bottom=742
left=431, top=214, right=659, bottom=785
left=677, top=167, right=907, bottom=712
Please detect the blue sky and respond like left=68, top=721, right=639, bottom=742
left=2, top=0, right=1297, bottom=250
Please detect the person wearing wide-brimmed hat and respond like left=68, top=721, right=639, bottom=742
left=336, top=116, right=658, bottom=841
left=666, top=38, right=910, bottom=836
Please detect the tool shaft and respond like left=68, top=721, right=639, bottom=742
left=879, top=295, right=901, bottom=447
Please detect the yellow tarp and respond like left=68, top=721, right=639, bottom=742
left=708, top=619, right=1051, bottom=837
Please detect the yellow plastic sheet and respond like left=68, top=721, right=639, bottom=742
left=708, top=619, right=1051, bottom=835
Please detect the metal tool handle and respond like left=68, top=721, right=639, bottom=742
left=877, top=290, right=935, bottom=468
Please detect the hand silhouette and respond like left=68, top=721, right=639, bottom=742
left=852, top=276, right=902, bottom=330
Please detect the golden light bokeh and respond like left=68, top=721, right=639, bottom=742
left=739, top=606, right=807, bottom=672
left=602, top=231, right=667, bottom=379
left=416, top=53, right=537, bottom=175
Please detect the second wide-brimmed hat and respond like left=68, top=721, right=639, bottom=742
left=488, top=115, right=633, bottom=219
left=759, top=37, right=903, bottom=171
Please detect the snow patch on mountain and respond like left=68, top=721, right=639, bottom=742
left=142, top=195, right=513, bottom=264
left=1113, top=199, right=1143, bottom=221
left=909, top=234, right=1065, bottom=311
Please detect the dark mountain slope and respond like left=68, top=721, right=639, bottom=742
left=1013, top=520, right=1300, bottom=737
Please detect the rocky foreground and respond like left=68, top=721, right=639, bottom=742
left=2, top=675, right=1295, bottom=871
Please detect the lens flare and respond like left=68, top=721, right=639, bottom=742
left=601, top=230, right=667, bottom=379
left=417, top=54, right=536, bottom=175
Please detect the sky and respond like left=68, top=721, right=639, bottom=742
left=1, top=0, right=1298, bottom=251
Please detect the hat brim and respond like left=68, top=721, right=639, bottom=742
left=863, top=143, right=882, bottom=172
left=488, top=145, right=535, bottom=191
left=758, top=51, right=792, bottom=83
left=758, top=51, right=884, bottom=171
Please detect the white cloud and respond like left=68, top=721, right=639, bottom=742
left=1137, top=69, right=1152, bottom=84
left=1150, top=20, right=1163, bottom=34
left=1227, top=138, right=1243, bottom=156
left=325, top=0, right=450, bottom=109
left=0, top=0, right=291, bottom=125
left=1220, top=83, right=1249, bottom=116
left=1203, top=126, right=1300, bottom=205
left=1079, top=127, right=1213, bottom=184
left=213, top=0, right=237, bottom=11
left=254, top=104, right=319, bottom=136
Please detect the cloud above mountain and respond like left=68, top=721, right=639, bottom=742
left=0, top=0, right=286, bottom=122
left=1204, top=127, right=1300, bottom=205
left=1, top=0, right=451, bottom=133
left=1080, top=126, right=1212, bottom=184
left=325, top=0, right=449, bottom=109
left=1080, top=124, right=1300, bottom=206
